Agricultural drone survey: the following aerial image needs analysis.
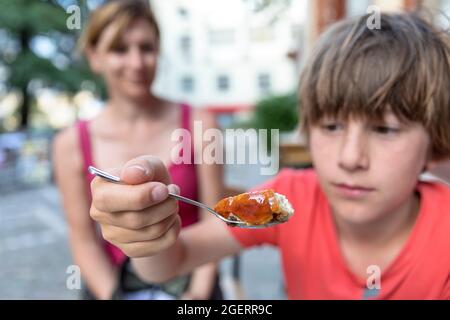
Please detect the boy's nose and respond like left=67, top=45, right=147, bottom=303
left=338, top=128, right=369, bottom=172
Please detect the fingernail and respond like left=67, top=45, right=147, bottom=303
left=152, top=185, right=168, bottom=202
left=128, top=165, right=149, bottom=176
left=168, top=184, right=180, bottom=195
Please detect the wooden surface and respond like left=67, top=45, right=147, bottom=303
left=279, top=143, right=312, bottom=168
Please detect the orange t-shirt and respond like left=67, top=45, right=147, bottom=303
left=228, top=169, right=450, bottom=299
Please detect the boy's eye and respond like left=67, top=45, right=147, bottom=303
left=373, top=126, right=400, bottom=134
left=321, top=123, right=342, bottom=132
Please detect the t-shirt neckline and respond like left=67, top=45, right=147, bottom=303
left=320, top=183, right=428, bottom=291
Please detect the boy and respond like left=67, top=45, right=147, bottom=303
left=89, top=12, right=450, bottom=299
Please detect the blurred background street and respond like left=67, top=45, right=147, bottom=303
left=0, top=185, right=77, bottom=299
left=0, top=162, right=286, bottom=300
left=1, top=0, right=450, bottom=300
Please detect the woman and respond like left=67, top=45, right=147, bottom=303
left=53, top=0, right=223, bottom=300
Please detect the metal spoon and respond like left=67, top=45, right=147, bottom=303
left=88, top=166, right=280, bottom=229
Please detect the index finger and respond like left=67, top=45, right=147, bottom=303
left=91, top=177, right=169, bottom=213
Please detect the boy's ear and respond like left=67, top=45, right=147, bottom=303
left=423, top=159, right=439, bottom=173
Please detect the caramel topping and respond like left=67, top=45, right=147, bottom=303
left=213, top=190, right=279, bottom=225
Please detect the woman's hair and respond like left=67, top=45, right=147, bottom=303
left=78, top=0, right=160, bottom=53
left=299, top=12, right=450, bottom=160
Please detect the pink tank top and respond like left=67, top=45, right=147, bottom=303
left=76, top=104, right=199, bottom=266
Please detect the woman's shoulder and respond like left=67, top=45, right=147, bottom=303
left=52, top=124, right=84, bottom=173
left=53, top=125, right=78, bottom=153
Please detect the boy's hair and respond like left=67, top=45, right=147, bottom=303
left=78, top=0, right=160, bottom=54
left=299, top=12, right=450, bottom=160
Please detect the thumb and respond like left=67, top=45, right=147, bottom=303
left=120, top=155, right=172, bottom=185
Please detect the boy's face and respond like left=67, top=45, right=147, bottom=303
left=309, top=112, right=431, bottom=224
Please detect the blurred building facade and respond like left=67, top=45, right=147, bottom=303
left=150, top=0, right=304, bottom=110
left=303, top=0, right=449, bottom=62
left=149, top=0, right=449, bottom=110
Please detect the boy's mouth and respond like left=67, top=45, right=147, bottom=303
left=332, top=183, right=375, bottom=198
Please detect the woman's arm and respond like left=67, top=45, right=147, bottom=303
left=53, top=127, right=118, bottom=300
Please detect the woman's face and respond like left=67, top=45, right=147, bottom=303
left=88, top=18, right=159, bottom=100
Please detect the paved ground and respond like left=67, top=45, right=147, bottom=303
left=0, top=163, right=285, bottom=300
left=0, top=185, right=78, bottom=299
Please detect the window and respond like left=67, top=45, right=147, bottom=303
left=291, top=25, right=304, bottom=42
left=208, top=29, right=235, bottom=46
left=217, top=75, right=230, bottom=92
left=178, top=7, right=189, bottom=18
left=250, top=27, right=274, bottom=42
left=258, top=73, right=271, bottom=93
left=181, top=76, right=194, bottom=93
left=180, top=35, right=192, bottom=54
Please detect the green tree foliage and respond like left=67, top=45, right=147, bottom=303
left=232, top=93, right=299, bottom=152
left=244, top=0, right=293, bottom=24
left=251, top=93, right=298, bottom=132
left=0, top=0, right=105, bottom=130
